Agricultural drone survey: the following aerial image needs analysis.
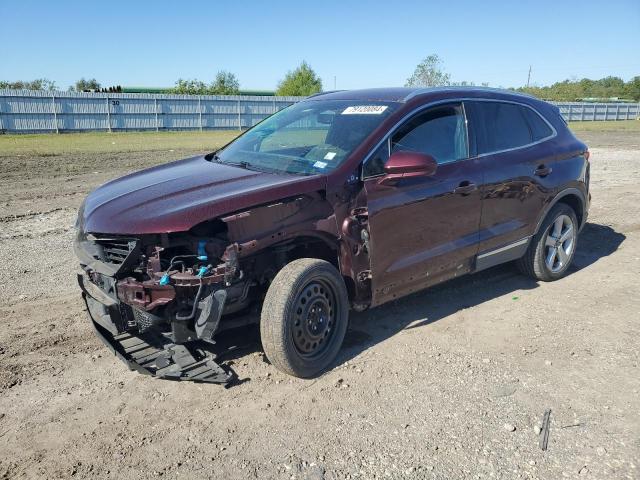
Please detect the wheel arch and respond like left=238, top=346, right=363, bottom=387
left=275, top=232, right=340, bottom=266
left=534, top=188, right=586, bottom=235
left=263, top=233, right=358, bottom=302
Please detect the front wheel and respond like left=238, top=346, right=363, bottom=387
left=260, top=258, right=349, bottom=378
left=517, top=203, right=578, bottom=281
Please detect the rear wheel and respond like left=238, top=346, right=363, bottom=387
left=260, top=258, right=349, bottom=378
left=517, top=203, right=578, bottom=281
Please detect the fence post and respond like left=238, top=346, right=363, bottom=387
left=154, top=97, right=159, bottom=131
left=0, top=96, right=3, bottom=132
left=580, top=104, right=585, bottom=121
left=603, top=104, right=608, bottom=122
left=272, top=98, right=276, bottom=114
left=106, top=97, right=112, bottom=132
left=198, top=96, right=203, bottom=131
left=615, top=104, right=620, bottom=121
left=567, top=105, right=572, bottom=122
left=52, top=94, right=59, bottom=133
left=237, top=97, right=241, bottom=131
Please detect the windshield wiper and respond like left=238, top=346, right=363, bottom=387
left=216, top=158, right=275, bottom=174
left=206, top=152, right=249, bottom=169
left=236, top=161, right=252, bottom=170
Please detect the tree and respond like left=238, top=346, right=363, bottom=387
left=516, top=75, right=638, bottom=101
left=405, top=54, right=451, bottom=87
left=211, top=71, right=240, bottom=95
left=171, top=79, right=209, bottom=95
left=0, top=78, right=56, bottom=90
left=624, top=76, right=640, bottom=101
left=171, top=72, right=240, bottom=95
left=276, top=61, right=322, bottom=96
left=73, top=78, right=101, bottom=92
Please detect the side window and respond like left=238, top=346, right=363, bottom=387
left=362, top=104, right=467, bottom=177
left=473, top=102, right=532, bottom=154
left=521, top=108, right=553, bottom=141
left=391, top=104, right=468, bottom=164
left=362, top=140, right=389, bottom=177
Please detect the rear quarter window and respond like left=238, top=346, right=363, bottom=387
left=521, top=107, right=554, bottom=141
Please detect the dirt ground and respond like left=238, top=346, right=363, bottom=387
left=0, top=130, right=639, bottom=479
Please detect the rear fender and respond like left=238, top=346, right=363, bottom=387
left=534, top=187, right=587, bottom=235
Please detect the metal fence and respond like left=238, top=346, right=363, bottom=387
left=555, top=102, right=639, bottom=122
left=0, top=90, right=304, bottom=133
left=0, top=90, right=638, bottom=134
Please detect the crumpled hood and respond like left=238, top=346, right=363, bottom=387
left=81, top=155, right=327, bottom=235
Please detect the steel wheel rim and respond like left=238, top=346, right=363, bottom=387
left=292, top=279, right=336, bottom=358
left=544, top=214, right=575, bottom=273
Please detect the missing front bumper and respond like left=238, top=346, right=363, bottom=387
left=79, top=273, right=234, bottom=385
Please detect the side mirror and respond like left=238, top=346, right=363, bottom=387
left=378, top=151, right=437, bottom=186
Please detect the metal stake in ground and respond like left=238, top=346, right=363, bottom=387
left=540, top=409, right=552, bottom=451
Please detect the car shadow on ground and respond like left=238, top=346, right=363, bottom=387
left=338, top=222, right=625, bottom=366
left=214, top=222, right=625, bottom=382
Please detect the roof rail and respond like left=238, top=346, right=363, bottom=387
left=403, top=86, right=537, bottom=102
left=305, top=90, right=347, bottom=99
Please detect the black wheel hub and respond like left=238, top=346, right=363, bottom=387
left=292, top=280, right=336, bottom=357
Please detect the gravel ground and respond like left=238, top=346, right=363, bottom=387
left=0, top=131, right=638, bottom=479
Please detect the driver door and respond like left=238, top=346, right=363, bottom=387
left=362, top=103, right=483, bottom=307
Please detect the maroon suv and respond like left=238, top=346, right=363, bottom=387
left=75, top=87, right=590, bottom=383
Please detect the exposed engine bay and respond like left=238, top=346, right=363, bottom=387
left=74, top=193, right=359, bottom=384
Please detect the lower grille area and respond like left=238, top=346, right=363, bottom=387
left=132, top=308, right=165, bottom=333
left=92, top=236, right=138, bottom=265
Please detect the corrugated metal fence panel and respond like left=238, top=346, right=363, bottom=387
left=556, top=102, right=640, bottom=121
left=0, top=90, right=305, bottom=133
left=1, top=90, right=638, bottom=133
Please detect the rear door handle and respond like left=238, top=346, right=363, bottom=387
left=534, top=164, right=552, bottom=177
left=454, top=181, right=477, bottom=195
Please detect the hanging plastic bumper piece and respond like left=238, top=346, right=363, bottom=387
left=78, top=271, right=234, bottom=385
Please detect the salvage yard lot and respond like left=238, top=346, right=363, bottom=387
left=0, top=124, right=639, bottom=479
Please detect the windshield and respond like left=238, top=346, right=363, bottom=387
left=216, top=99, right=399, bottom=175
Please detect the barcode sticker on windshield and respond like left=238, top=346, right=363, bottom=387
left=313, top=161, right=328, bottom=169
left=342, top=105, right=388, bottom=115
left=324, top=152, right=336, bottom=160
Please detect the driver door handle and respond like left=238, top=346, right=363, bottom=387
left=454, top=181, right=477, bottom=195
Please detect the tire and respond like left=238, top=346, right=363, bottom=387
left=516, top=203, right=579, bottom=282
left=260, top=258, right=349, bottom=378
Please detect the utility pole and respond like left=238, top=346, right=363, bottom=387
left=526, top=65, right=532, bottom=88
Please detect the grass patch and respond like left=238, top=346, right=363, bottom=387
left=568, top=120, right=640, bottom=132
left=0, top=130, right=240, bottom=156
left=1, top=121, right=637, bottom=157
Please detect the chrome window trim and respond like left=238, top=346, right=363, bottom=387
left=467, top=98, right=557, bottom=158
left=361, top=97, right=557, bottom=180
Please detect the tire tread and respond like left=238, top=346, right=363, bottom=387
left=516, top=203, right=578, bottom=282
left=260, top=258, right=348, bottom=378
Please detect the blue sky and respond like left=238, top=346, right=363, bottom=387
left=1, top=0, right=638, bottom=91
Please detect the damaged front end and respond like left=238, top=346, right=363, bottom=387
left=75, top=228, right=245, bottom=385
